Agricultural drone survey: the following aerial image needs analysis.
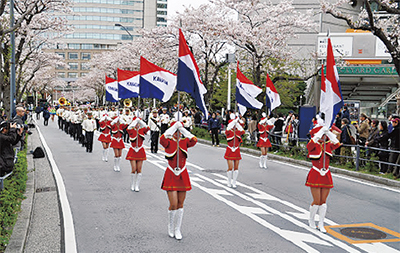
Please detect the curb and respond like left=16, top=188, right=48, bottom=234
left=197, top=138, right=400, bottom=188
left=5, top=152, right=35, bottom=253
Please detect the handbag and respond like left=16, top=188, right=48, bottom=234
left=347, top=128, right=356, bottom=145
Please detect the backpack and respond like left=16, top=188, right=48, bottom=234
left=33, top=147, right=45, bottom=158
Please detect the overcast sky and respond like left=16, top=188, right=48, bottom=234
left=167, top=0, right=210, bottom=19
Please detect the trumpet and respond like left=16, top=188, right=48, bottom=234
left=124, top=99, right=132, bottom=108
left=58, top=97, right=67, bottom=106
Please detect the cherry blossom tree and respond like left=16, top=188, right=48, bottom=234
left=320, top=0, right=400, bottom=77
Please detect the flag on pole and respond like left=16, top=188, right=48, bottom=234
left=320, top=37, right=343, bottom=127
left=117, top=68, right=140, bottom=99
left=105, top=76, right=119, bottom=102
left=139, top=56, right=177, bottom=102
left=265, top=74, right=281, bottom=112
left=236, top=62, right=263, bottom=115
left=177, top=29, right=209, bottom=119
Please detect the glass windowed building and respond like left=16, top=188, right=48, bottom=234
left=52, top=0, right=167, bottom=82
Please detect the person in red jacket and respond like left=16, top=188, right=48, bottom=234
left=110, top=116, right=128, bottom=172
left=126, top=117, right=149, bottom=192
left=257, top=113, right=273, bottom=169
left=98, top=114, right=112, bottom=162
left=224, top=114, right=245, bottom=188
left=306, top=120, right=341, bottom=233
left=160, top=121, right=197, bottom=240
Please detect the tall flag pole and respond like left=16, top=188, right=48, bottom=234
left=177, top=29, right=209, bottom=119
left=236, top=61, right=263, bottom=116
left=265, top=74, right=281, bottom=114
left=105, top=75, right=119, bottom=102
left=319, top=37, right=343, bottom=127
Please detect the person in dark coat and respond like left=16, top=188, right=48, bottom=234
left=375, top=121, right=390, bottom=174
left=388, top=118, right=400, bottom=177
left=35, top=106, right=41, bottom=120
left=208, top=112, right=221, bottom=146
left=43, top=108, right=50, bottom=126
left=0, top=121, right=23, bottom=176
left=365, top=120, right=380, bottom=157
left=341, top=106, right=350, bottom=121
left=340, top=118, right=352, bottom=164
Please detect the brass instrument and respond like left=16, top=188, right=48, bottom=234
left=124, top=99, right=132, bottom=108
left=58, top=97, right=67, bottom=106
left=182, top=119, right=187, bottom=125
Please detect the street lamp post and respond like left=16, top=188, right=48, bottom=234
left=10, top=0, right=16, bottom=117
left=115, top=23, right=133, bottom=40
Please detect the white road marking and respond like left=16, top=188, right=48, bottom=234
left=37, top=126, right=77, bottom=253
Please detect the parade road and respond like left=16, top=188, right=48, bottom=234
left=38, top=122, right=400, bottom=253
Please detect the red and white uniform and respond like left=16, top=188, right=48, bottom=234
left=257, top=120, right=273, bottom=148
left=305, top=126, right=341, bottom=188
left=224, top=128, right=245, bottom=160
left=98, top=116, right=112, bottom=143
left=126, top=125, right=150, bottom=161
left=160, top=134, right=197, bottom=191
left=110, top=117, right=127, bottom=149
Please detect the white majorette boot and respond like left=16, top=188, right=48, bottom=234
left=102, top=149, right=106, bottom=161
left=318, top=203, right=327, bottom=233
left=226, top=171, right=232, bottom=187
left=263, top=155, right=268, bottom=169
left=114, top=157, right=118, bottom=171
left=116, top=157, right=121, bottom=172
left=135, top=173, right=142, bottom=192
left=168, top=210, right=176, bottom=238
left=174, top=208, right=184, bottom=240
left=105, top=148, right=109, bottom=162
left=308, top=205, right=319, bottom=229
left=232, top=170, right=239, bottom=188
left=259, top=156, right=264, bottom=168
left=130, top=173, right=136, bottom=191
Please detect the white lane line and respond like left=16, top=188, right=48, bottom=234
left=194, top=173, right=359, bottom=253
left=37, top=126, right=77, bottom=253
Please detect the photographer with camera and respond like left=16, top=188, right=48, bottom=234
left=0, top=121, right=23, bottom=176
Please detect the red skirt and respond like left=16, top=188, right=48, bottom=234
left=161, top=168, right=191, bottom=191
left=98, top=133, right=111, bottom=143
left=257, top=138, right=272, bottom=148
left=126, top=147, right=146, bottom=161
left=305, top=168, right=333, bottom=188
left=110, top=138, right=125, bottom=149
left=224, top=147, right=241, bottom=160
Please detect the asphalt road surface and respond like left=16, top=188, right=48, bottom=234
left=38, top=120, right=400, bottom=253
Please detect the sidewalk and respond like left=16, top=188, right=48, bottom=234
left=5, top=127, right=61, bottom=253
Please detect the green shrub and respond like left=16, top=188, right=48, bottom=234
left=0, top=144, right=28, bottom=252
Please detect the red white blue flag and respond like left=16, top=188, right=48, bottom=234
left=105, top=76, right=118, bottom=102
left=117, top=68, right=140, bottom=99
left=177, top=29, right=209, bottom=119
left=139, top=56, right=177, bottom=102
left=265, top=74, right=281, bottom=112
left=320, top=37, right=343, bottom=126
left=236, top=62, right=263, bottom=115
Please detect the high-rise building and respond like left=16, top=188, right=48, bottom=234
left=52, top=0, right=167, bottom=83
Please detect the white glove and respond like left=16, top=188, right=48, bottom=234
left=236, top=122, right=244, bottom=132
left=326, top=130, right=339, bottom=144
left=312, top=127, right=325, bottom=142
left=128, top=118, right=139, bottom=129
left=178, top=125, right=195, bottom=139
left=227, top=118, right=239, bottom=130
left=82, top=130, right=85, bottom=135
left=164, top=122, right=182, bottom=138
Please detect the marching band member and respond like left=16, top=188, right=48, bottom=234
left=56, top=106, right=64, bottom=129
left=126, top=117, right=150, bottom=192
left=257, top=112, right=273, bottom=169
left=76, top=109, right=84, bottom=145
left=82, top=112, right=97, bottom=153
left=148, top=109, right=161, bottom=153
left=110, top=115, right=128, bottom=171
left=306, top=115, right=341, bottom=233
left=160, top=108, right=170, bottom=135
left=109, top=106, right=118, bottom=119
left=160, top=121, right=197, bottom=240
left=181, top=110, right=193, bottom=132
left=63, top=107, right=71, bottom=134
left=122, top=108, right=134, bottom=143
left=98, top=113, right=112, bottom=161
left=224, top=114, right=245, bottom=188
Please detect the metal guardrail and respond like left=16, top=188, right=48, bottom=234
left=0, top=172, right=13, bottom=191
left=246, top=131, right=400, bottom=172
